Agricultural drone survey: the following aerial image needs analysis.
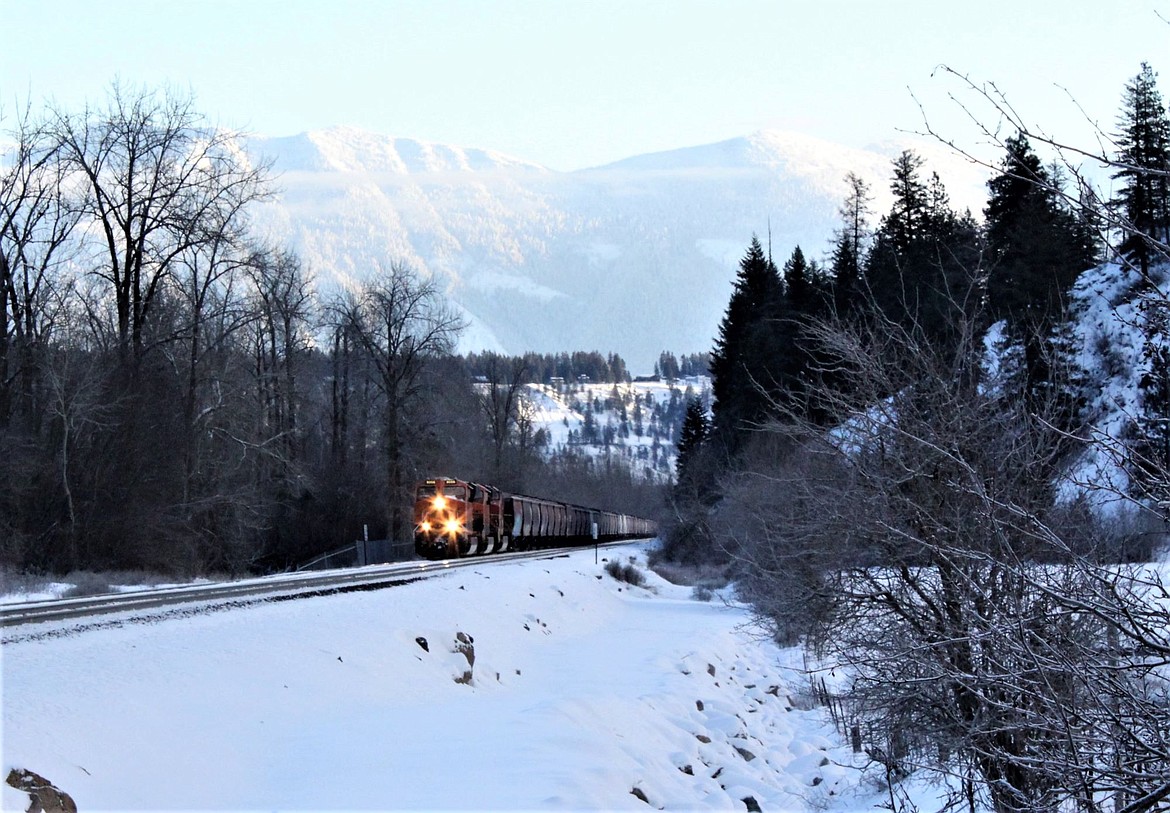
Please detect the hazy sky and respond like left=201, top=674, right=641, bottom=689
left=4, top=0, right=1167, bottom=171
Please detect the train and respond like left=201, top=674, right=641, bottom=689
left=413, top=476, right=658, bottom=560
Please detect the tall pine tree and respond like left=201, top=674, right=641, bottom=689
left=1113, top=62, right=1170, bottom=280
left=709, top=236, right=786, bottom=455
left=866, top=150, right=983, bottom=358
left=830, top=172, right=873, bottom=316
left=985, top=132, right=1096, bottom=415
left=783, top=245, right=813, bottom=314
left=674, top=396, right=710, bottom=486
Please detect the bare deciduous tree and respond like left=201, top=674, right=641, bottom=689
left=333, top=262, right=464, bottom=542
left=477, top=352, right=529, bottom=484
left=246, top=245, right=315, bottom=476
left=0, top=102, right=78, bottom=431
left=51, top=81, right=271, bottom=365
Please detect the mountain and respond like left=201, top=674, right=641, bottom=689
left=245, top=127, right=991, bottom=373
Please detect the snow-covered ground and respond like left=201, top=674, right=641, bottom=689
left=0, top=542, right=940, bottom=812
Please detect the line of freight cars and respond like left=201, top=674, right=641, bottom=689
left=413, top=476, right=658, bottom=560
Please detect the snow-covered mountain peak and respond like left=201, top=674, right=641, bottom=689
left=243, top=126, right=991, bottom=371
left=576, top=128, right=987, bottom=214
left=250, top=126, right=550, bottom=176
left=587, top=129, right=885, bottom=174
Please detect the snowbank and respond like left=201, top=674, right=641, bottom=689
left=2, top=543, right=887, bottom=811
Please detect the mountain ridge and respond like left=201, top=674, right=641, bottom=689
left=245, top=127, right=992, bottom=372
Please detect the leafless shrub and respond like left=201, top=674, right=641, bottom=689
left=0, top=566, right=50, bottom=598
left=690, top=585, right=714, bottom=602
left=604, top=559, right=646, bottom=587
left=728, top=309, right=1170, bottom=812
left=60, top=571, right=111, bottom=598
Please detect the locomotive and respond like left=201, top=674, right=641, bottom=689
left=413, top=476, right=658, bottom=560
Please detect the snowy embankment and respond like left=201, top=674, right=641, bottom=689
left=1, top=543, right=887, bottom=811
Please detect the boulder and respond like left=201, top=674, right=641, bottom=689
left=6, top=768, right=77, bottom=813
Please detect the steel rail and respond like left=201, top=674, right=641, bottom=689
left=0, top=540, right=646, bottom=629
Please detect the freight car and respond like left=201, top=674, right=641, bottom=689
left=413, top=476, right=658, bottom=560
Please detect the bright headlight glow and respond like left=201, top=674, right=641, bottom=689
left=419, top=521, right=431, bottom=532
left=432, top=496, right=446, bottom=510
left=443, top=519, right=461, bottom=535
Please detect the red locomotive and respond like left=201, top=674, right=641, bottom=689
left=413, top=476, right=658, bottom=560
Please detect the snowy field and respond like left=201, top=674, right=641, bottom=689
left=0, top=542, right=941, bottom=812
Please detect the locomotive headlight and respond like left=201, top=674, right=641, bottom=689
left=419, top=521, right=431, bottom=532
left=443, top=519, right=462, bottom=535
left=433, top=495, right=446, bottom=510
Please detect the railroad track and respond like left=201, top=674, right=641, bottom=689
left=0, top=541, right=643, bottom=631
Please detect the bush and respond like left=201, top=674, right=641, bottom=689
left=60, top=571, right=112, bottom=598
left=58, top=569, right=165, bottom=599
left=0, top=567, right=50, bottom=599
left=604, top=559, right=646, bottom=587
left=691, top=584, right=714, bottom=602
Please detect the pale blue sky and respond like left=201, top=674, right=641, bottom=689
left=3, top=0, right=1167, bottom=170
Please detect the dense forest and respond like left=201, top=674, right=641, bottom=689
left=0, top=83, right=668, bottom=576
left=659, top=63, right=1170, bottom=812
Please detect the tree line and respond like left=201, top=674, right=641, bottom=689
left=0, top=83, right=663, bottom=577
left=462, top=349, right=709, bottom=385
left=661, top=62, right=1170, bottom=811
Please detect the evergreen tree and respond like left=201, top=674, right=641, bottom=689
left=866, top=151, right=983, bottom=357
left=709, top=236, right=786, bottom=454
left=831, top=172, right=873, bottom=316
left=866, top=151, right=931, bottom=327
left=1131, top=297, right=1170, bottom=508
left=985, top=132, right=1096, bottom=414
left=884, top=150, right=930, bottom=254
left=674, top=397, right=710, bottom=484
left=779, top=245, right=835, bottom=424
left=607, top=352, right=629, bottom=382
left=657, top=351, right=680, bottom=380
left=783, top=245, right=813, bottom=314
left=680, top=352, right=710, bottom=377
left=582, top=403, right=597, bottom=444
left=1113, top=62, right=1170, bottom=279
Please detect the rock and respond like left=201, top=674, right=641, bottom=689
left=452, top=631, right=475, bottom=685
left=454, top=631, right=475, bottom=668
left=6, top=768, right=77, bottom=813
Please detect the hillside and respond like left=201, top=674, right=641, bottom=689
left=524, top=375, right=712, bottom=482
left=245, top=128, right=990, bottom=371
left=1061, top=258, right=1157, bottom=513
